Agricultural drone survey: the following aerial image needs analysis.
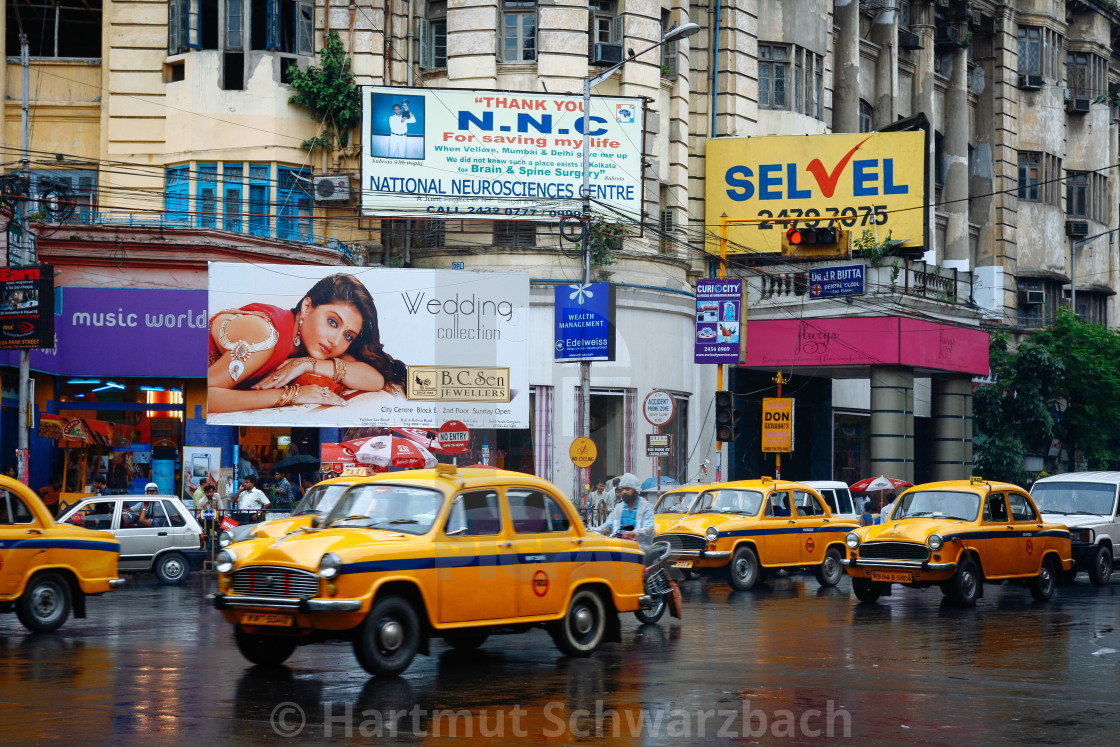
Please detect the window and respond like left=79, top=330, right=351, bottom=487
left=419, top=222, right=446, bottom=248
left=28, top=170, right=97, bottom=222
left=420, top=1, right=447, bottom=70
left=1017, top=151, right=1060, bottom=205
left=661, top=9, right=677, bottom=78
left=227, top=0, right=244, bottom=49
left=588, top=0, right=621, bottom=64
left=277, top=167, right=312, bottom=242
left=764, top=491, right=791, bottom=518
left=0, top=491, right=33, bottom=524
left=658, top=205, right=676, bottom=255
left=165, top=166, right=190, bottom=223
left=224, top=165, right=244, bottom=232
left=248, top=164, right=271, bottom=237
left=793, top=47, right=824, bottom=119
left=859, top=100, right=874, bottom=133
left=173, top=0, right=311, bottom=56
left=170, top=0, right=190, bottom=53
left=1018, top=25, right=1062, bottom=79
left=501, top=1, right=536, bottom=63
left=445, top=490, right=502, bottom=536
left=197, top=164, right=218, bottom=228
left=793, top=490, right=825, bottom=516
left=1066, top=50, right=1105, bottom=99
left=1007, top=493, right=1038, bottom=522
left=68, top=501, right=117, bottom=530
left=508, top=490, right=571, bottom=533
left=1017, top=278, right=1062, bottom=329
left=759, top=43, right=789, bottom=109
left=494, top=221, right=535, bottom=247
left=120, top=501, right=169, bottom=528
left=8, top=0, right=102, bottom=58
left=162, top=501, right=189, bottom=527
left=983, top=493, right=1008, bottom=523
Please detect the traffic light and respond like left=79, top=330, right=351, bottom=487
left=785, top=226, right=837, bottom=245
left=782, top=226, right=849, bottom=257
left=715, top=390, right=740, bottom=443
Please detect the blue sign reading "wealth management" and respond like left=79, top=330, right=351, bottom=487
left=554, top=282, right=616, bottom=362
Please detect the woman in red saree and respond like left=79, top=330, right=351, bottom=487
left=207, top=274, right=407, bottom=414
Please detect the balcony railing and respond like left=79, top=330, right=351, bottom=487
left=749, top=258, right=974, bottom=307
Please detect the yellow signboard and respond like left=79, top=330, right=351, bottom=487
left=761, top=398, right=794, bottom=453
left=406, top=366, right=511, bottom=402
left=705, top=132, right=925, bottom=255
left=569, top=437, right=598, bottom=468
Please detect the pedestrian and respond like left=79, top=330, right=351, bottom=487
left=273, top=469, right=295, bottom=509
left=2, top=466, right=15, bottom=479
left=586, top=481, right=608, bottom=523
left=875, top=492, right=898, bottom=525
left=859, top=497, right=874, bottom=527
left=94, top=475, right=108, bottom=496
left=235, top=475, right=270, bottom=521
left=39, top=480, right=63, bottom=517
left=191, top=477, right=209, bottom=509
left=195, top=482, right=224, bottom=514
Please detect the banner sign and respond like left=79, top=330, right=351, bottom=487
left=646, top=433, right=672, bottom=457
left=360, top=86, right=645, bottom=221
left=761, top=398, right=794, bottom=453
left=554, top=282, right=615, bottom=362
left=809, top=264, right=864, bottom=298
left=0, top=264, right=54, bottom=350
left=694, top=278, right=745, bottom=364
left=706, top=132, right=925, bottom=254
left=207, top=264, right=529, bottom=429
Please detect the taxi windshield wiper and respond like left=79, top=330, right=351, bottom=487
left=1061, top=510, right=1102, bottom=515
left=368, top=518, right=419, bottom=527
left=718, top=508, right=750, bottom=514
left=903, top=511, right=936, bottom=518
left=330, top=514, right=373, bottom=526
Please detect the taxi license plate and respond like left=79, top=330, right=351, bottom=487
left=871, top=571, right=912, bottom=584
left=672, top=561, right=693, bottom=569
left=242, top=612, right=294, bottom=627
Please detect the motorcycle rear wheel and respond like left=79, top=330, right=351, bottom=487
left=633, top=595, right=666, bottom=624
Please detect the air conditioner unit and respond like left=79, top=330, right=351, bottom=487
left=1018, top=73, right=1043, bottom=90
left=313, top=174, right=351, bottom=202
left=1018, top=290, right=1046, bottom=306
left=899, top=30, right=923, bottom=50
left=1065, top=220, right=1089, bottom=238
left=935, top=26, right=960, bottom=46
left=591, top=43, right=623, bottom=67
left=1066, top=97, right=1091, bottom=114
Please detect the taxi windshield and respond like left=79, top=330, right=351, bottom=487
left=894, top=490, right=980, bottom=522
left=293, top=484, right=351, bottom=516
left=654, top=491, right=695, bottom=514
left=1031, top=482, right=1118, bottom=516
left=691, top=489, right=764, bottom=515
left=325, top=484, right=445, bottom=535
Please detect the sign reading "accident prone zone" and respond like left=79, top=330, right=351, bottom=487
left=761, top=398, right=794, bottom=453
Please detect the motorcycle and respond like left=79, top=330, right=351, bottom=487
left=613, top=529, right=683, bottom=624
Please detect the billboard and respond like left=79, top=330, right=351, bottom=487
left=705, top=132, right=925, bottom=255
left=207, top=265, right=529, bottom=429
left=360, top=86, right=644, bottom=221
left=0, top=264, right=54, bottom=350
left=554, top=282, right=615, bottom=362
left=761, top=398, right=794, bottom=453
left=694, top=278, right=745, bottom=364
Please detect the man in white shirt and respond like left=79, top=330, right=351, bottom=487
left=388, top=103, right=415, bottom=157
left=235, top=475, right=271, bottom=520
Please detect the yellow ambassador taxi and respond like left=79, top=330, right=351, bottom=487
left=0, top=477, right=123, bottom=632
left=208, top=465, right=646, bottom=676
left=654, top=478, right=859, bottom=591
left=843, top=478, right=1073, bottom=606
left=219, top=478, right=355, bottom=545
left=652, top=484, right=708, bottom=535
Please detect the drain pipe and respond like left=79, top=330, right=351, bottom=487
left=709, top=0, right=721, bottom=138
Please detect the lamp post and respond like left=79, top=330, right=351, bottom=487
left=576, top=22, right=700, bottom=481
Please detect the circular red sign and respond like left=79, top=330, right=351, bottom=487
left=1026, top=539, right=1033, bottom=555
left=805, top=537, right=815, bottom=554
left=436, top=420, right=471, bottom=455
left=532, top=570, right=550, bottom=597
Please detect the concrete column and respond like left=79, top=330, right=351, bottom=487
left=870, top=366, right=914, bottom=482
left=910, top=1, right=937, bottom=261
left=867, top=1, right=898, bottom=130
left=944, top=37, right=970, bottom=265
left=832, top=0, right=861, bottom=133
left=930, top=377, right=973, bottom=480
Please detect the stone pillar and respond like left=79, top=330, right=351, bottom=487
left=867, top=0, right=897, bottom=130
left=910, top=1, right=937, bottom=261
left=944, top=36, right=970, bottom=265
left=447, top=0, right=498, bottom=88
left=870, top=366, right=914, bottom=482
left=832, top=0, right=861, bottom=133
left=931, top=377, right=973, bottom=480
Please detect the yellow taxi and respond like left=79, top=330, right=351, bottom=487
left=0, top=476, right=123, bottom=632
left=208, top=465, right=646, bottom=675
left=843, top=478, right=1073, bottom=605
left=654, top=478, right=858, bottom=591
left=220, top=476, right=356, bottom=545
left=652, top=484, right=708, bottom=535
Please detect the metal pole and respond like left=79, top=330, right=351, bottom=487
left=1070, top=237, right=1076, bottom=319
left=17, top=35, right=31, bottom=456
left=579, top=79, right=592, bottom=479
left=716, top=214, right=728, bottom=481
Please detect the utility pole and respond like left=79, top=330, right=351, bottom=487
left=17, top=33, right=32, bottom=466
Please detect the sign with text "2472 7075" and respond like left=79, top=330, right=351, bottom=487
left=809, top=264, right=864, bottom=298
left=554, top=283, right=615, bottom=362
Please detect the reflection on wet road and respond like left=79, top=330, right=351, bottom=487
left=2, top=573, right=1117, bottom=743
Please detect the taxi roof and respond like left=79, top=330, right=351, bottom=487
left=902, top=479, right=1027, bottom=494
left=339, top=466, right=560, bottom=493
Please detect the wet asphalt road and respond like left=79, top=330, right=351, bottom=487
left=2, top=571, right=1119, bottom=745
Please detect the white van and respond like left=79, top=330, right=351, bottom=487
left=1030, top=472, right=1120, bottom=585
left=802, top=481, right=860, bottom=522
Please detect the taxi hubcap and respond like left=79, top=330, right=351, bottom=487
left=33, top=586, right=58, bottom=616
left=960, top=572, right=976, bottom=596
left=378, top=620, right=404, bottom=651
left=573, top=607, right=594, bottom=635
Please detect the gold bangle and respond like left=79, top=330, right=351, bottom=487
left=332, top=358, right=347, bottom=384
left=302, top=356, right=317, bottom=374
left=275, top=385, right=300, bottom=407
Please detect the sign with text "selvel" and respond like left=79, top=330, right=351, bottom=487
left=694, top=278, right=745, bottom=364
left=554, top=282, right=615, bottom=362
left=809, top=264, right=864, bottom=298
left=360, top=86, right=644, bottom=221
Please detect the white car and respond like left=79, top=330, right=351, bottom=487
left=801, top=480, right=860, bottom=522
left=1031, top=472, right=1119, bottom=585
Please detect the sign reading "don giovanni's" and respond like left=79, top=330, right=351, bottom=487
left=360, top=86, right=645, bottom=221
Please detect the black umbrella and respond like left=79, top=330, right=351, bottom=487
left=272, top=454, right=320, bottom=473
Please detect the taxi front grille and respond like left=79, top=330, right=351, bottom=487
left=231, top=566, right=320, bottom=598
left=654, top=534, right=707, bottom=551
left=859, top=542, right=930, bottom=561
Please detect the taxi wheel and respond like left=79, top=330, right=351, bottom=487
left=1087, top=545, right=1113, bottom=587
left=234, top=625, right=298, bottom=666
left=443, top=629, right=489, bottom=651
left=814, top=548, right=844, bottom=587
left=354, top=595, right=421, bottom=676
left=155, top=552, right=189, bottom=585
left=851, top=577, right=882, bottom=604
left=550, top=588, right=607, bottom=657
left=1030, top=557, right=1058, bottom=602
left=16, top=572, right=72, bottom=633
left=950, top=557, right=981, bottom=606
left=727, top=546, right=760, bottom=591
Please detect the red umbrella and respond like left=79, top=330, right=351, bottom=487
left=355, top=435, right=437, bottom=470
left=392, top=427, right=455, bottom=454
left=850, top=475, right=912, bottom=493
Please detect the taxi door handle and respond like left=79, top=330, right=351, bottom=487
left=498, top=541, right=512, bottom=548
left=571, top=538, right=583, bottom=544
left=25, top=529, right=42, bottom=535
left=787, top=520, right=797, bottom=524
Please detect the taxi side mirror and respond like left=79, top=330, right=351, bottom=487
left=445, top=526, right=467, bottom=536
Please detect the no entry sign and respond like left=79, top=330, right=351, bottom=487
left=436, top=420, right=471, bottom=454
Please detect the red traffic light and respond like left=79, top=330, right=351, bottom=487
left=786, top=228, right=805, bottom=245
left=786, top=227, right=838, bottom=245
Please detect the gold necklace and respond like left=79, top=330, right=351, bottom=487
left=217, top=316, right=279, bottom=381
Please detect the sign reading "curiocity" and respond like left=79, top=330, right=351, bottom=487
left=706, top=132, right=925, bottom=255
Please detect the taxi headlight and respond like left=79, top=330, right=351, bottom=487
left=845, top=532, right=861, bottom=549
left=319, top=552, right=341, bottom=579
left=215, top=549, right=236, bottom=574
left=706, top=526, right=719, bottom=542
left=928, top=534, right=944, bottom=551
left=218, top=530, right=233, bottom=548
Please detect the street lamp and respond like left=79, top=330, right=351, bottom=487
left=576, top=21, right=700, bottom=476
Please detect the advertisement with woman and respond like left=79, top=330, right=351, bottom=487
left=207, top=265, right=529, bottom=429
